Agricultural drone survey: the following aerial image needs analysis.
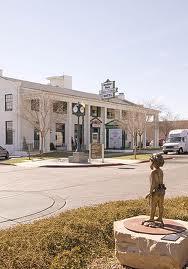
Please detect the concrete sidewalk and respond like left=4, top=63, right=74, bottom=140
left=12, top=157, right=140, bottom=168
left=6, top=155, right=174, bottom=168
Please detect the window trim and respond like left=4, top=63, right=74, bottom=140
left=53, top=101, right=67, bottom=114
left=5, top=94, right=13, bottom=111
left=90, top=106, right=101, bottom=117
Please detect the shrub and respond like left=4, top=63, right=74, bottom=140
left=0, top=197, right=187, bottom=269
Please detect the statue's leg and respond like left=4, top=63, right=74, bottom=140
left=142, top=194, right=158, bottom=223
left=156, top=195, right=164, bottom=222
left=142, top=194, right=158, bottom=225
left=150, top=196, right=158, bottom=221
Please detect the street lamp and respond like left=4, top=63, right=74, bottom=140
left=72, top=102, right=85, bottom=152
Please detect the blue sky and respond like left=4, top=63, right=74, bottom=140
left=1, top=0, right=188, bottom=118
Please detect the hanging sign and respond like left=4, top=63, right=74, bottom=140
left=100, top=79, right=118, bottom=99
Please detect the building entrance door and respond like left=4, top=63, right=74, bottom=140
left=105, top=120, right=126, bottom=149
left=91, top=127, right=100, bottom=143
left=56, top=123, right=65, bottom=147
left=90, top=118, right=102, bottom=144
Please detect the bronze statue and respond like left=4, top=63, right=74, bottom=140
left=142, top=153, right=166, bottom=228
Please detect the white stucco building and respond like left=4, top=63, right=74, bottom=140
left=0, top=70, right=159, bottom=155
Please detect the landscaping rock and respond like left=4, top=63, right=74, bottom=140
left=114, top=216, right=188, bottom=269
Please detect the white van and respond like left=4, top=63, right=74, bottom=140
left=163, top=129, right=188, bottom=154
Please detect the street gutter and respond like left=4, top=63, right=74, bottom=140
left=0, top=162, right=16, bottom=166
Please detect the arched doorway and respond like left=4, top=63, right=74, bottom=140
left=105, top=120, right=126, bottom=149
left=90, top=117, right=102, bottom=143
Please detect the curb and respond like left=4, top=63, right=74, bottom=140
left=40, top=157, right=175, bottom=168
left=0, top=162, right=16, bottom=166
left=40, top=163, right=127, bottom=168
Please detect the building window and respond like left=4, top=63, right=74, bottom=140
left=31, top=99, right=40, bottom=111
left=5, top=94, right=13, bottom=111
left=53, top=101, right=67, bottom=114
left=90, top=106, right=101, bottom=117
left=107, top=108, right=115, bottom=119
left=5, top=121, right=13, bottom=144
left=122, top=110, right=127, bottom=119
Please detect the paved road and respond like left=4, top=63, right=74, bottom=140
left=0, top=154, right=187, bottom=228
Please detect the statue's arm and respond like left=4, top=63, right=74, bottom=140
left=149, top=171, right=157, bottom=194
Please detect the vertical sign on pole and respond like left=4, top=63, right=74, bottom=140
left=90, top=143, right=104, bottom=163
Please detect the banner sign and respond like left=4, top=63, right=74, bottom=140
left=109, top=129, right=122, bottom=149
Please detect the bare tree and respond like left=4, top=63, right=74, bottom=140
left=120, top=106, right=149, bottom=159
left=137, top=111, right=151, bottom=150
left=142, top=98, right=165, bottom=112
left=160, top=112, right=180, bottom=141
left=20, top=91, right=66, bottom=154
left=141, top=99, right=181, bottom=143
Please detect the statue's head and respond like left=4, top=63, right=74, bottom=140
left=150, top=153, right=164, bottom=169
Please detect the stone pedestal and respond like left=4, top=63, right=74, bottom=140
left=114, top=215, right=188, bottom=269
left=68, top=152, right=89, bottom=163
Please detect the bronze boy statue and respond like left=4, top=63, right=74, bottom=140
left=142, top=153, right=166, bottom=228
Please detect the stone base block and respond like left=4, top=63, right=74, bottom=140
left=114, top=215, right=188, bottom=269
left=68, top=152, right=89, bottom=163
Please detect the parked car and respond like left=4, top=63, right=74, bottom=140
left=0, top=146, right=9, bottom=159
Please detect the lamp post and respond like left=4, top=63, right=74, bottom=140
left=72, top=102, right=85, bottom=152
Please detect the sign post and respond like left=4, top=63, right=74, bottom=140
left=89, top=144, right=91, bottom=163
left=102, top=144, right=104, bottom=163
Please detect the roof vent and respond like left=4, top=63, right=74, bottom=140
left=46, top=75, right=72, bottom=89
